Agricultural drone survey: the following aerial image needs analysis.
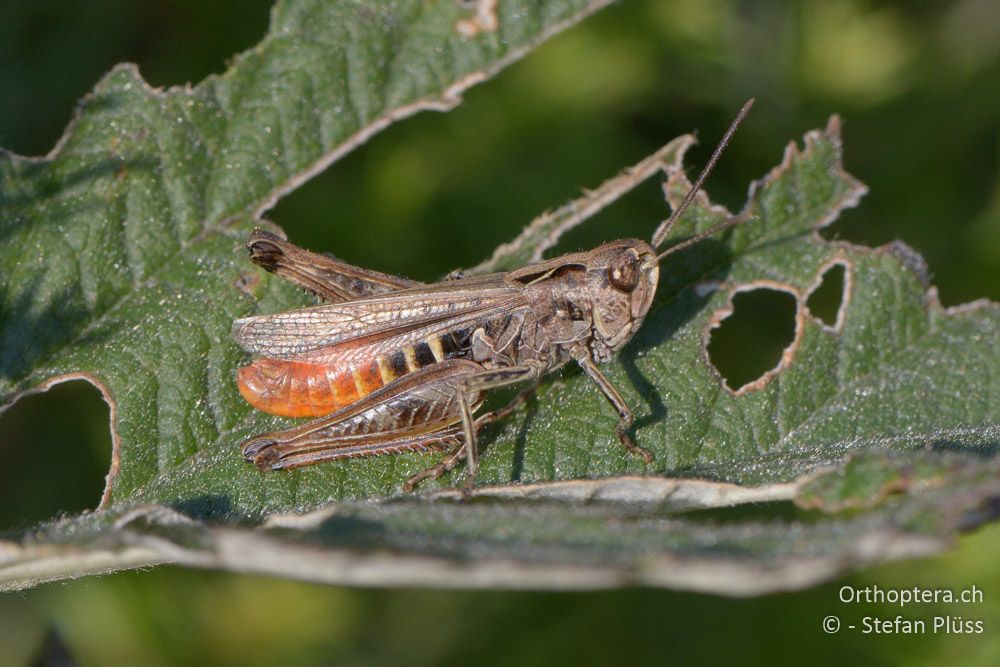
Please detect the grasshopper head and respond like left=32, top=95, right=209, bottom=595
left=586, top=239, right=659, bottom=359
left=580, top=101, right=755, bottom=361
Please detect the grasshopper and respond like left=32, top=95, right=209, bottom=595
left=233, top=100, right=754, bottom=494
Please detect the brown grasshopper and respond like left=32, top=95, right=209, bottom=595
left=233, top=100, right=754, bottom=494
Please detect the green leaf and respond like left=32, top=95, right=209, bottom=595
left=0, top=0, right=614, bottom=508
left=2, top=0, right=999, bottom=593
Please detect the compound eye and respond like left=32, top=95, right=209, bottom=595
left=608, top=256, right=639, bottom=293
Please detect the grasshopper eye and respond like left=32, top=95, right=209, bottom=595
left=608, top=256, right=639, bottom=293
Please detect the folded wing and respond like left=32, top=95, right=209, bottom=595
left=232, top=274, right=522, bottom=363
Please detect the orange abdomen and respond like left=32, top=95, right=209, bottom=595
left=237, top=357, right=385, bottom=418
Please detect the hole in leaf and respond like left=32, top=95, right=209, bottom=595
left=707, top=288, right=797, bottom=392
left=0, top=381, right=111, bottom=530
left=805, top=263, right=847, bottom=327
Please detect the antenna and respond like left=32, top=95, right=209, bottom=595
left=653, top=98, right=755, bottom=260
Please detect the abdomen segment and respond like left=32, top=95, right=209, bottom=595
left=237, top=358, right=385, bottom=417
left=237, top=336, right=461, bottom=418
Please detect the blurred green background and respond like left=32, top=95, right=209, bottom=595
left=1, top=0, right=999, bottom=664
